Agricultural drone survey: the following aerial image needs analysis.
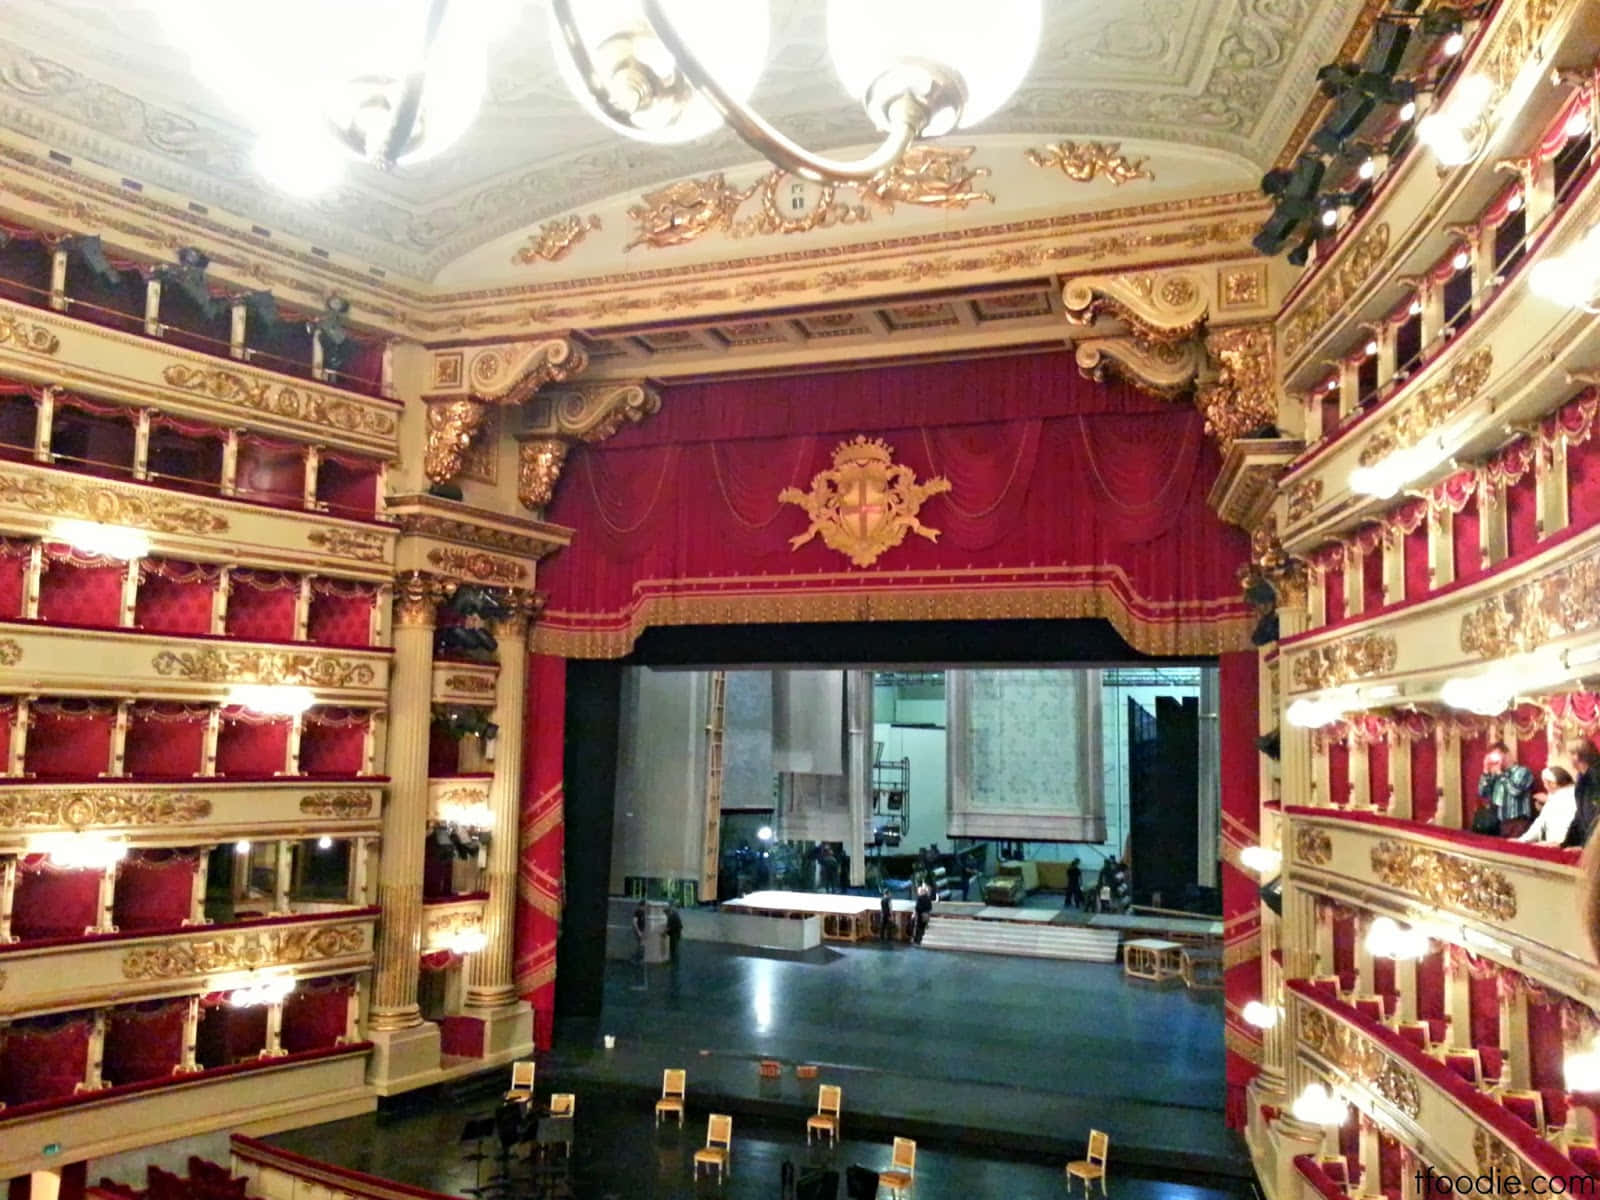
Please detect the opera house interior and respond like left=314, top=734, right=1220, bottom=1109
left=0, top=0, right=1597, bottom=1197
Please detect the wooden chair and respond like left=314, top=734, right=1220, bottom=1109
left=655, top=1069, right=686, bottom=1127
left=1442, top=1048, right=1483, bottom=1089
left=548, top=1093, right=574, bottom=1118
left=806, top=1084, right=841, bottom=1146
left=504, top=1059, right=535, bottom=1102
left=879, top=1137, right=916, bottom=1198
left=693, top=1114, right=732, bottom=1181
left=1066, top=1129, right=1109, bottom=1195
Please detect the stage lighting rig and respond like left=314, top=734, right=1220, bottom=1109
left=61, top=234, right=123, bottom=286
left=155, top=246, right=221, bottom=320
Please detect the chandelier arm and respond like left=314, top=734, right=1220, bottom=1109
left=548, top=0, right=665, bottom=133
left=380, top=0, right=452, bottom=166
left=640, top=0, right=930, bottom=184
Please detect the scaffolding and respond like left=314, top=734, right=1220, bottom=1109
left=871, top=756, right=910, bottom=846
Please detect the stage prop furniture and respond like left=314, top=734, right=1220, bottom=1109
left=724, top=891, right=877, bottom=942
left=505, top=1059, right=535, bottom=1102
left=983, top=875, right=1024, bottom=905
left=694, top=1114, right=732, bottom=1181
left=549, top=1093, right=574, bottom=1118
left=1179, top=946, right=1223, bottom=990
left=655, top=1069, right=686, bottom=1127
left=1123, top=938, right=1184, bottom=981
left=1066, top=1129, right=1110, bottom=1195
left=878, top=1138, right=916, bottom=1198
left=807, top=1084, right=842, bottom=1146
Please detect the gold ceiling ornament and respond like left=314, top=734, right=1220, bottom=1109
left=1061, top=271, right=1209, bottom=346
left=1286, top=477, right=1324, bottom=523
left=488, top=589, right=547, bottom=641
left=1459, top=545, right=1600, bottom=659
left=0, top=311, right=61, bottom=355
left=442, top=673, right=496, bottom=695
left=298, top=791, right=376, bottom=818
left=424, top=396, right=490, bottom=486
left=121, top=922, right=366, bottom=980
left=1474, top=1130, right=1526, bottom=1182
left=153, top=647, right=377, bottom=689
left=1282, top=224, right=1391, bottom=362
left=779, top=437, right=952, bottom=569
left=1289, top=634, right=1398, bottom=690
left=513, top=214, right=602, bottom=265
left=517, top=437, right=571, bottom=511
left=0, top=789, right=212, bottom=829
left=0, top=470, right=229, bottom=536
left=306, top=526, right=388, bottom=563
left=1195, top=324, right=1276, bottom=452
left=1358, top=348, right=1494, bottom=467
left=1370, top=839, right=1517, bottom=921
left=1025, top=141, right=1154, bottom=185
left=0, top=638, right=21, bottom=667
left=425, top=545, right=529, bottom=585
left=624, top=148, right=993, bottom=251
left=1293, top=826, right=1333, bottom=866
left=1073, top=335, right=1205, bottom=399
left=161, top=364, right=396, bottom=438
left=392, top=571, right=456, bottom=629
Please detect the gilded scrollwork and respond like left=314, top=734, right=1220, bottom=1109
left=1239, top=519, right=1307, bottom=611
left=1458, top=544, right=1599, bottom=659
left=152, top=647, right=376, bottom=688
left=306, top=526, right=388, bottom=563
left=489, top=589, right=546, bottom=641
left=391, top=512, right=551, bottom=558
left=298, top=791, right=376, bottom=818
left=442, top=673, right=496, bottom=695
left=423, top=397, right=488, bottom=486
left=527, top=381, right=661, bottom=443
left=424, top=546, right=528, bottom=585
left=0, top=312, right=61, bottom=355
left=1474, top=1129, right=1526, bottom=1181
left=1299, top=1007, right=1421, bottom=1118
left=121, top=923, right=367, bottom=980
left=161, top=365, right=396, bottom=437
left=0, top=638, right=20, bottom=666
left=512, top=214, right=601, bottom=265
left=1074, top=336, right=1204, bottom=398
left=1061, top=271, right=1208, bottom=346
left=0, top=470, right=228, bottom=535
left=392, top=571, right=455, bottom=629
left=1282, top=224, right=1391, bottom=361
left=465, top=338, right=589, bottom=406
left=1195, top=325, right=1276, bottom=452
left=0, top=789, right=211, bottom=828
left=1369, top=840, right=1517, bottom=921
left=1293, top=827, right=1332, bottom=865
left=517, top=437, right=570, bottom=511
left=780, top=438, right=951, bottom=569
left=423, top=905, right=485, bottom=948
left=1025, top=141, right=1154, bottom=185
left=1290, top=635, right=1397, bottom=690
left=1286, top=478, right=1323, bottom=523
left=1357, top=348, right=1493, bottom=467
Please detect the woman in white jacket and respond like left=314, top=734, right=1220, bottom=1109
left=1519, top=766, right=1577, bottom=844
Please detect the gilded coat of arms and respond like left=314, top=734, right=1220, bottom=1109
left=779, top=437, right=952, bottom=568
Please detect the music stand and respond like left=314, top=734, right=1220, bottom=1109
left=458, top=1116, right=498, bottom=1196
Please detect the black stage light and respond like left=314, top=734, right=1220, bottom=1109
left=1286, top=235, right=1315, bottom=267
left=1251, top=611, right=1281, bottom=647
left=1256, top=728, right=1282, bottom=760
left=1243, top=578, right=1277, bottom=608
left=1260, top=875, right=1283, bottom=916
left=243, top=289, right=278, bottom=326
left=158, top=246, right=220, bottom=320
left=63, top=234, right=122, bottom=285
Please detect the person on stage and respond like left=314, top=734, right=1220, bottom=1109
left=631, top=900, right=647, bottom=963
left=880, top=888, right=893, bottom=943
left=913, top=883, right=933, bottom=944
left=665, top=901, right=683, bottom=963
left=1064, top=859, right=1084, bottom=910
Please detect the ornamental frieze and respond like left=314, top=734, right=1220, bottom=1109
left=442, top=673, right=496, bottom=695
left=1473, top=1129, right=1525, bottom=1181
left=0, top=312, right=61, bottom=355
left=0, top=789, right=211, bottom=829
left=424, top=905, right=485, bottom=945
left=1293, top=827, right=1332, bottom=866
left=0, top=471, right=228, bottom=536
left=1025, top=141, right=1153, bottom=186
left=1286, top=478, right=1323, bottom=523
left=1299, top=1006, right=1421, bottom=1117
left=512, top=214, right=602, bottom=264
left=1282, top=224, right=1390, bottom=361
left=152, top=648, right=376, bottom=689
left=1289, top=635, right=1398, bottom=690
left=298, top=791, right=376, bottom=819
left=1369, top=839, right=1517, bottom=921
left=1062, top=270, right=1208, bottom=347
left=161, top=365, right=396, bottom=438
left=1195, top=324, right=1276, bottom=452
left=391, top=512, right=551, bottom=558
left=0, top=639, right=20, bottom=666
left=306, top=526, right=388, bottom=563
left=122, top=923, right=366, bottom=979
left=425, top=546, right=528, bottom=585
left=1459, top=545, right=1600, bottom=659
left=1357, top=348, right=1494, bottom=467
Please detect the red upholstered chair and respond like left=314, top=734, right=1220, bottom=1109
left=1423, top=1017, right=1451, bottom=1045
left=1379, top=993, right=1400, bottom=1019
left=1478, top=1046, right=1506, bottom=1089
left=1500, top=1089, right=1546, bottom=1131
left=1311, top=975, right=1342, bottom=999
left=1444, top=1048, right=1484, bottom=1088
left=1336, top=970, right=1359, bottom=995
left=1318, top=1156, right=1350, bottom=1191
left=1568, top=1141, right=1600, bottom=1175
left=12, top=858, right=101, bottom=939
left=1542, top=1089, right=1570, bottom=1136
left=1354, top=996, right=1386, bottom=1024
left=1395, top=1022, right=1429, bottom=1051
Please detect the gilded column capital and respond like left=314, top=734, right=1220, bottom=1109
left=393, top=571, right=456, bottom=628
left=423, top=396, right=489, bottom=486
left=1195, top=323, right=1279, bottom=453
left=517, top=436, right=572, bottom=511
left=489, top=589, right=547, bottom=641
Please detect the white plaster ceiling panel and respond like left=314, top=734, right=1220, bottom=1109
left=0, top=0, right=1368, bottom=280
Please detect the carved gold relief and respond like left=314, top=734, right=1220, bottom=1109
left=306, top=526, right=388, bottom=563
left=1290, top=635, right=1398, bottom=690
left=1358, top=348, right=1494, bottom=466
left=1293, top=827, right=1332, bottom=865
left=1220, top=267, right=1265, bottom=309
left=152, top=648, right=376, bottom=688
left=442, top=673, right=496, bottom=695
left=392, top=571, right=455, bottom=629
left=1286, top=478, right=1323, bottom=523
left=1240, top=519, right=1307, bottom=610
left=423, top=397, right=488, bottom=486
left=1195, top=324, right=1276, bottom=452
left=161, top=365, right=396, bottom=437
left=0, top=789, right=211, bottom=828
left=122, top=923, right=366, bottom=979
left=423, top=906, right=485, bottom=946
left=1061, top=271, right=1208, bottom=346
left=424, top=546, right=528, bottom=585
left=465, top=338, right=588, bottom=406
left=1459, top=543, right=1600, bottom=659
left=517, top=437, right=570, bottom=511
left=513, top=214, right=602, bottom=264
left=0, top=470, right=228, bottom=536
left=1369, top=840, right=1517, bottom=921
left=779, top=437, right=951, bottom=569
left=1282, top=224, right=1391, bottom=361
left=392, top=513, right=548, bottom=558
left=298, top=791, right=376, bottom=818
left=1474, top=1129, right=1526, bottom=1181
left=528, top=380, right=662, bottom=443
left=1025, top=141, right=1153, bottom=185
left=0, top=638, right=21, bottom=666
left=0, top=312, right=61, bottom=355
left=489, top=589, right=546, bottom=641
left=1299, top=1007, right=1421, bottom=1117
left=1074, top=336, right=1204, bottom=398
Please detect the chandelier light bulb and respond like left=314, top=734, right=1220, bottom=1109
left=1286, top=697, right=1344, bottom=728
left=28, top=832, right=129, bottom=872
left=228, top=976, right=295, bottom=1008
left=225, top=684, right=317, bottom=716
left=757, top=825, right=774, bottom=842
left=1566, top=111, right=1591, bottom=140
left=1242, top=1000, right=1280, bottom=1029
left=449, top=929, right=489, bottom=955
left=235, top=839, right=252, bottom=855
left=1238, top=845, right=1282, bottom=875
left=1443, top=31, right=1466, bottom=57
left=1409, top=298, right=1423, bottom=317
left=1452, top=249, right=1470, bottom=271
left=1291, top=1082, right=1345, bottom=1126
left=1358, top=157, right=1377, bottom=181
left=1529, top=253, right=1600, bottom=313
left=1440, top=674, right=1512, bottom=716
left=1399, top=100, right=1417, bottom=122
left=1364, top=339, right=1379, bottom=357
left=1320, top=207, right=1339, bottom=228
left=1507, top=190, right=1524, bottom=213
left=51, top=518, right=152, bottom=562
left=1566, top=1046, right=1600, bottom=1092
left=317, top=835, right=334, bottom=850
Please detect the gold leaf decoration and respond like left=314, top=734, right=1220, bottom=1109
left=0, top=789, right=211, bottom=828
left=1195, top=325, right=1275, bottom=452
left=1293, top=827, right=1332, bottom=866
left=779, top=437, right=952, bottom=569
left=122, top=923, right=366, bottom=979
left=1283, top=224, right=1390, bottom=361
left=1369, top=839, right=1517, bottom=921
left=1298, top=1007, right=1420, bottom=1117
left=1357, top=349, right=1494, bottom=467
left=513, top=214, right=602, bottom=264
left=1459, top=544, right=1600, bottom=659
left=0, top=312, right=61, bottom=355
left=1286, top=478, right=1323, bottom=523
left=298, top=791, right=376, bottom=818
left=392, top=513, right=547, bottom=558
left=152, top=648, right=376, bottom=688
left=1289, top=635, right=1398, bottom=690
left=0, top=638, right=20, bottom=666
left=1474, top=1129, right=1525, bottom=1181
left=1025, top=141, right=1154, bottom=185
left=442, top=673, right=496, bottom=695
left=307, top=526, right=388, bottom=562
left=425, top=546, right=528, bottom=584
left=162, top=364, right=397, bottom=438
left=0, top=470, right=228, bottom=535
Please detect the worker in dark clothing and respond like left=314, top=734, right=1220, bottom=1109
left=913, top=884, right=933, bottom=944
left=1064, top=859, right=1085, bottom=909
left=664, top=902, right=683, bottom=962
left=880, top=888, right=893, bottom=943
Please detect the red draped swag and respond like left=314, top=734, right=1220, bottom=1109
left=1220, top=650, right=1262, bottom=1128
left=514, top=653, right=566, bottom=1049
left=531, top=353, right=1250, bottom=659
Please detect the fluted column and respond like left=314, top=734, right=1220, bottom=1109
left=370, top=571, right=453, bottom=1032
left=465, top=590, right=544, bottom=1013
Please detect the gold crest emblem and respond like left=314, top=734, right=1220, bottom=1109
left=779, top=437, right=952, bottom=568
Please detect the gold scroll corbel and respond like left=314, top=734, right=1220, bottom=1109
left=515, top=380, right=662, bottom=510
left=1061, top=271, right=1209, bottom=346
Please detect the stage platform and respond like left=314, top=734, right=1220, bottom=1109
left=724, top=890, right=885, bottom=942
left=1080, top=911, right=1224, bottom=943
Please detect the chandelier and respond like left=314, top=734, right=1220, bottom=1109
left=156, top=0, right=1041, bottom=196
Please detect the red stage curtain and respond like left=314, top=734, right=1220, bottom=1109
left=0, top=1012, right=90, bottom=1104
left=534, top=354, right=1249, bottom=659
left=26, top=700, right=114, bottom=779
left=12, top=859, right=100, bottom=939
left=1416, top=945, right=1446, bottom=1020
left=1411, top=733, right=1439, bottom=823
left=515, top=653, right=566, bottom=1050
left=216, top=708, right=289, bottom=776
left=102, top=1000, right=185, bottom=1085
left=281, top=978, right=352, bottom=1053
left=1469, top=971, right=1501, bottom=1048
left=39, top=550, right=127, bottom=628
left=0, top=536, right=29, bottom=617
left=125, top=702, right=208, bottom=778
left=1219, top=651, right=1261, bottom=1128
left=195, top=1004, right=267, bottom=1068
left=135, top=560, right=219, bottom=636
left=1528, top=999, right=1564, bottom=1090
left=307, top=581, right=376, bottom=648
left=112, top=850, right=197, bottom=931
left=1327, top=737, right=1350, bottom=807
left=225, top=570, right=300, bottom=642
left=300, top=708, right=367, bottom=775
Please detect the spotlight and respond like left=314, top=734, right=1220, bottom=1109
left=1325, top=377, right=1340, bottom=392
left=1320, top=206, right=1340, bottom=228
left=1243, top=1001, right=1281, bottom=1029
left=1255, top=728, right=1282, bottom=760
left=1240, top=846, right=1282, bottom=874
left=62, top=234, right=122, bottom=286
left=1507, top=190, right=1524, bottom=213
left=1443, top=31, right=1465, bottom=56
left=1292, top=1083, right=1346, bottom=1126
left=1400, top=100, right=1418, bottom=122
left=1287, top=697, right=1345, bottom=728
left=1452, top=249, right=1470, bottom=271
left=1568, top=111, right=1592, bottom=140
left=757, top=826, right=774, bottom=842
left=1365, top=339, right=1379, bottom=357
left=317, top=835, right=334, bottom=850
left=235, top=840, right=251, bottom=854
left=1408, top=298, right=1423, bottom=317
left=1358, top=157, right=1377, bottom=180
left=50, top=518, right=151, bottom=562
left=1567, top=1046, right=1600, bottom=1092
